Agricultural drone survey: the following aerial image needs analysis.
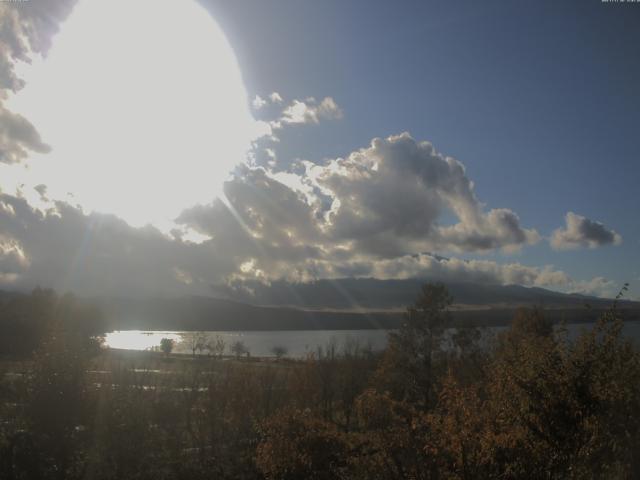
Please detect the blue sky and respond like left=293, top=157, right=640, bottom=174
left=0, top=0, right=637, bottom=300
left=205, top=0, right=640, bottom=294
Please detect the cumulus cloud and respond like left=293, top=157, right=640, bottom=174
left=0, top=0, right=77, bottom=163
left=171, top=134, right=601, bottom=292
left=0, top=2, right=616, bottom=301
left=248, top=95, right=343, bottom=159
left=366, top=255, right=616, bottom=297
left=0, top=233, right=29, bottom=281
left=280, top=96, right=343, bottom=125
left=0, top=1, right=77, bottom=91
left=551, top=212, right=622, bottom=250
left=307, top=133, right=539, bottom=256
left=0, top=106, right=50, bottom=163
left=251, top=95, right=267, bottom=110
left=251, top=91, right=284, bottom=110
left=33, top=183, right=48, bottom=200
left=570, top=276, right=617, bottom=298
left=0, top=185, right=615, bottom=299
left=0, top=192, right=237, bottom=296
left=178, top=133, right=541, bottom=275
left=248, top=146, right=278, bottom=168
left=176, top=165, right=326, bottom=276
left=0, top=91, right=612, bottom=301
left=269, top=92, right=283, bottom=103
left=332, top=254, right=616, bottom=297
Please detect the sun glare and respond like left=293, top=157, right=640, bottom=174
left=6, top=0, right=262, bottom=230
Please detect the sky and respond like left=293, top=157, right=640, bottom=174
left=0, top=0, right=638, bottom=301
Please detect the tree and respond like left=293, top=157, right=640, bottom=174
left=22, top=312, right=98, bottom=480
left=160, top=338, right=174, bottom=356
left=0, top=288, right=58, bottom=357
left=231, top=340, right=248, bottom=359
left=210, top=335, right=226, bottom=359
left=256, top=408, right=349, bottom=480
left=375, top=283, right=452, bottom=409
left=0, top=288, right=106, bottom=358
left=270, top=345, right=288, bottom=360
left=470, top=300, right=640, bottom=478
left=182, top=332, right=208, bottom=357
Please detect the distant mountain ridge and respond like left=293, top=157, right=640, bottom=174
left=213, top=278, right=631, bottom=310
left=96, top=293, right=639, bottom=332
left=100, top=280, right=638, bottom=330
left=1, top=281, right=638, bottom=331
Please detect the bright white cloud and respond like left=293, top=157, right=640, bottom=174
left=306, top=133, right=539, bottom=256
left=252, top=94, right=267, bottom=110
left=280, top=96, right=343, bottom=125
left=269, top=92, right=283, bottom=104
left=251, top=92, right=283, bottom=110
left=551, top=212, right=622, bottom=250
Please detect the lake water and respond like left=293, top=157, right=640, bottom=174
left=104, top=321, right=640, bottom=358
left=104, top=329, right=390, bottom=358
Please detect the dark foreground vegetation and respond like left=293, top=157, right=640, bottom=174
left=1, top=285, right=639, bottom=479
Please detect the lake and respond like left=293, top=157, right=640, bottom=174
left=104, top=321, right=640, bottom=358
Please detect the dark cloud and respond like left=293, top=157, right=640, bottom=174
left=0, top=0, right=77, bottom=88
left=176, top=166, right=328, bottom=280
left=0, top=0, right=77, bottom=163
left=33, top=183, right=47, bottom=200
left=0, top=193, right=234, bottom=296
left=551, top=212, right=622, bottom=250
left=0, top=187, right=615, bottom=298
left=0, top=106, right=50, bottom=164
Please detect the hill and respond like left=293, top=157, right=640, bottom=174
left=213, top=278, right=631, bottom=310
left=2, top=282, right=638, bottom=331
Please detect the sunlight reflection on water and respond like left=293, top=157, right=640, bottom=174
left=104, top=322, right=640, bottom=358
left=104, top=331, right=182, bottom=352
left=104, top=330, right=390, bottom=358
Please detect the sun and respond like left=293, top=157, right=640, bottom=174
left=6, top=0, right=263, bottom=230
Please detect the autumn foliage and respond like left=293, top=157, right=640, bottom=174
left=1, top=284, right=639, bottom=479
left=256, top=284, right=640, bottom=479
